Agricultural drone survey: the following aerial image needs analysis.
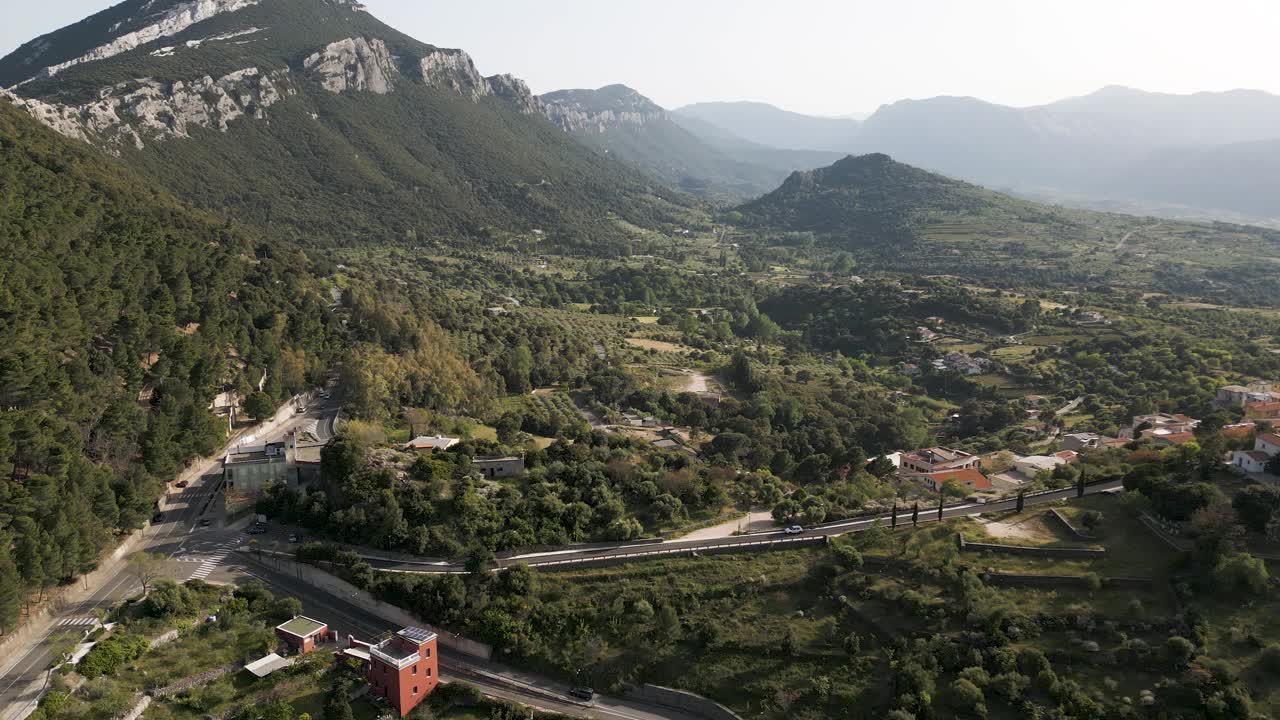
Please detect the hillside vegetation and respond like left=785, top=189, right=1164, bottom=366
left=0, top=98, right=338, bottom=623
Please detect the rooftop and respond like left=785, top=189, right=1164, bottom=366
left=406, top=435, right=459, bottom=450
left=276, top=616, right=327, bottom=638
left=245, top=653, right=295, bottom=678
left=905, top=447, right=973, bottom=464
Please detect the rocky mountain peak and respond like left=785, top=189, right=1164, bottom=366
left=3, top=0, right=261, bottom=88
left=540, top=84, right=665, bottom=133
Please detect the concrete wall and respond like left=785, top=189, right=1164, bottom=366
left=957, top=534, right=1106, bottom=559
left=244, top=553, right=494, bottom=660
left=623, top=684, right=744, bottom=720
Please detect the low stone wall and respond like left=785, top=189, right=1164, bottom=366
left=1046, top=509, right=1095, bottom=540
left=243, top=552, right=494, bottom=660
left=623, top=684, right=744, bottom=720
left=957, top=534, right=1106, bottom=559
left=151, top=663, right=240, bottom=698
left=149, top=629, right=180, bottom=649
left=981, top=572, right=1154, bottom=590
left=119, top=695, right=151, bottom=720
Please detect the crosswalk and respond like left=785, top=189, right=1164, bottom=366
left=54, top=617, right=97, bottom=628
left=186, top=535, right=244, bottom=581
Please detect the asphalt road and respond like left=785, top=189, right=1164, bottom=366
left=0, top=474, right=220, bottom=719
left=233, top=557, right=697, bottom=720
left=0, top=394, right=342, bottom=720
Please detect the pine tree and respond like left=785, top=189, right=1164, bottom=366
left=0, top=549, right=21, bottom=633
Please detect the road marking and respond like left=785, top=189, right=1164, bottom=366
left=55, top=617, right=97, bottom=627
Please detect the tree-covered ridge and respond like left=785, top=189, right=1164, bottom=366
left=736, top=152, right=1059, bottom=238
left=0, top=99, right=337, bottom=623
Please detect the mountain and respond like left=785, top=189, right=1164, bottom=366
left=538, top=84, right=781, bottom=198
left=737, top=152, right=1017, bottom=238
left=0, top=0, right=687, bottom=252
left=851, top=87, right=1280, bottom=222
left=0, top=94, right=336, bottom=602
left=737, top=153, right=1280, bottom=300
left=537, top=84, right=843, bottom=199
left=1103, top=138, right=1280, bottom=223
left=674, top=101, right=860, bottom=152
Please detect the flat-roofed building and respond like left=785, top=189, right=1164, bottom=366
left=275, top=616, right=329, bottom=655
left=365, top=627, right=439, bottom=717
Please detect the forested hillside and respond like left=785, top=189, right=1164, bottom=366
left=736, top=153, right=1280, bottom=304
left=0, top=99, right=337, bottom=624
left=0, top=0, right=690, bottom=255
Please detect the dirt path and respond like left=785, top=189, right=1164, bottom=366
left=1113, top=221, right=1162, bottom=251
left=677, top=511, right=776, bottom=541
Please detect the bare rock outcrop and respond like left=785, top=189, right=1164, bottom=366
left=303, top=37, right=397, bottom=95
left=418, top=49, right=490, bottom=100
left=3, top=67, right=289, bottom=149
left=485, top=74, right=544, bottom=115
left=18, top=0, right=260, bottom=84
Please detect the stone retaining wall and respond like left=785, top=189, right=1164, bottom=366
left=958, top=534, right=1106, bottom=558
left=981, top=572, right=1154, bottom=589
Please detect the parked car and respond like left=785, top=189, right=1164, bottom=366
left=569, top=687, right=595, bottom=701
left=199, top=518, right=211, bottom=527
left=783, top=525, right=805, bottom=535
left=288, top=533, right=299, bottom=543
left=152, top=512, right=164, bottom=523
left=175, top=480, right=189, bottom=488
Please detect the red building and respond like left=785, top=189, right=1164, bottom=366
left=275, top=616, right=329, bottom=655
left=365, top=627, right=439, bottom=716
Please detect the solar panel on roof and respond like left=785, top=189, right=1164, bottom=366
left=398, top=626, right=434, bottom=642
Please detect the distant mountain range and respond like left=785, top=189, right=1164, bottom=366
left=664, top=86, right=1280, bottom=224
left=538, top=85, right=842, bottom=199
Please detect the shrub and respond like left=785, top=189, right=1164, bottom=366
left=77, top=634, right=149, bottom=678
left=1258, top=644, right=1280, bottom=674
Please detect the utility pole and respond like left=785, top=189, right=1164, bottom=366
left=911, top=502, right=919, bottom=527
left=890, top=503, right=898, bottom=530
left=1016, top=491, right=1025, bottom=513
left=937, top=494, right=945, bottom=522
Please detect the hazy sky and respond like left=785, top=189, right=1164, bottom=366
left=5, top=0, right=1279, bottom=115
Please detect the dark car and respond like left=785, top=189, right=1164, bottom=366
left=152, top=512, right=164, bottom=523
left=175, top=480, right=189, bottom=488
left=200, top=518, right=211, bottom=527
left=569, top=687, right=595, bottom=701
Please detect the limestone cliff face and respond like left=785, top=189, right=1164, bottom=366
left=543, top=105, right=664, bottom=133
left=303, top=37, right=397, bottom=95
left=3, top=67, right=289, bottom=149
left=14, top=0, right=260, bottom=85
left=418, top=49, right=490, bottom=100
left=540, top=85, right=666, bottom=133
left=485, top=74, right=544, bottom=115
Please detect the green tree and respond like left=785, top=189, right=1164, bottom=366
left=244, top=391, right=275, bottom=422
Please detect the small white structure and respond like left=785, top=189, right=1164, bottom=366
left=245, top=653, right=296, bottom=678
left=405, top=435, right=460, bottom=452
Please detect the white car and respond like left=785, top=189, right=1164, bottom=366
left=783, top=525, right=805, bottom=535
